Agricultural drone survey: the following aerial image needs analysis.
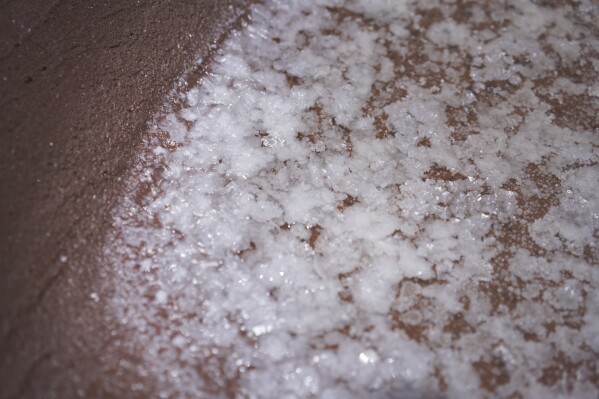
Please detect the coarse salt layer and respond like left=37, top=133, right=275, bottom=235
left=107, top=1, right=599, bottom=398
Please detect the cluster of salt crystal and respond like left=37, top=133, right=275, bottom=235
left=107, top=0, right=599, bottom=398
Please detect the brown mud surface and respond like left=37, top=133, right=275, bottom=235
left=0, top=1, right=251, bottom=398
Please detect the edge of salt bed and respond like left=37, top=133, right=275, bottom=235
left=105, top=0, right=599, bottom=398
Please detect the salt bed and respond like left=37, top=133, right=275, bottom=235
left=106, top=0, right=599, bottom=398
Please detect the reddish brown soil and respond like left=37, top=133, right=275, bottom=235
left=0, top=1, right=250, bottom=398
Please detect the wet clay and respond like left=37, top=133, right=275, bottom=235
left=0, top=1, right=251, bottom=398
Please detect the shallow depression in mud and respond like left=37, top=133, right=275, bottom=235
left=106, top=1, right=599, bottom=398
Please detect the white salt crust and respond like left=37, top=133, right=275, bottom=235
left=107, top=1, right=599, bottom=398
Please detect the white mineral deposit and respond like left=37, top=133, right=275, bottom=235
left=106, top=1, right=599, bottom=398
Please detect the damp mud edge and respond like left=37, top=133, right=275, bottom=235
left=0, top=1, right=249, bottom=398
